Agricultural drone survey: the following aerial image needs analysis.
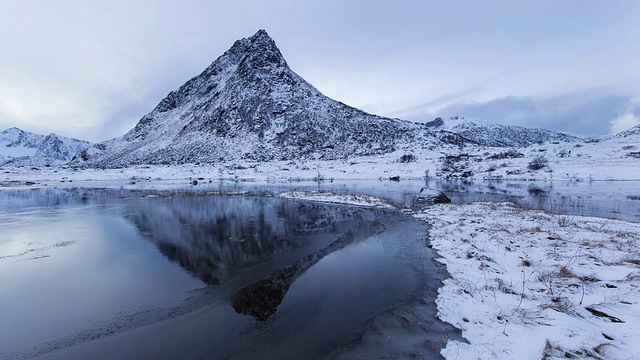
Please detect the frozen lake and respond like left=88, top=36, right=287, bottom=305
left=1, top=179, right=637, bottom=359
left=0, top=188, right=457, bottom=359
left=188, top=179, right=640, bottom=221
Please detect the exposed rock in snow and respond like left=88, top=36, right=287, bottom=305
left=415, top=187, right=451, bottom=204
left=0, top=127, right=91, bottom=166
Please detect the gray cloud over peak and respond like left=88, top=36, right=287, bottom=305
left=399, top=93, right=637, bottom=135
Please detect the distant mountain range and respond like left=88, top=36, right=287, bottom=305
left=0, top=127, right=91, bottom=166
left=1, top=30, right=635, bottom=170
left=425, top=116, right=582, bottom=147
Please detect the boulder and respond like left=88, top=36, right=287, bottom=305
left=415, top=188, right=451, bottom=205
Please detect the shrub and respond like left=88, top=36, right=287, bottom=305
left=488, top=149, right=524, bottom=160
left=400, top=154, right=417, bottom=163
left=528, top=156, right=549, bottom=170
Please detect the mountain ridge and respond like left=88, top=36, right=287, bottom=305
left=0, top=128, right=91, bottom=166
left=426, top=116, right=582, bottom=147
left=75, top=30, right=462, bottom=168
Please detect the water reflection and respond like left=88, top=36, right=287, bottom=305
left=2, top=181, right=637, bottom=358
left=0, top=187, right=458, bottom=359
left=423, top=179, right=639, bottom=220
left=121, top=195, right=383, bottom=322
left=231, top=218, right=379, bottom=321
left=122, top=178, right=640, bottom=220
left=123, top=197, right=370, bottom=287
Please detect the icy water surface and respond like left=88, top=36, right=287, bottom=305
left=0, top=188, right=455, bottom=359
left=164, top=179, right=639, bottom=221
left=58, top=178, right=640, bottom=220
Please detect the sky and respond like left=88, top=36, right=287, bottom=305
left=1, top=0, right=639, bottom=142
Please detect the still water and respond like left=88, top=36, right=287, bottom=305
left=154, top=179, right=639, bottom=221
left=0, top=188, right=452, bottom=359
left=2, top=179, right=637, bottom=359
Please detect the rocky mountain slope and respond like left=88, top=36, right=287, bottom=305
left=78, top=30, right=464, bottom=168
left=425, top=116, right=582, bottom=147
left=0, top=127, right=91, bottom=166
left=615, top=124, right=640, bottom=138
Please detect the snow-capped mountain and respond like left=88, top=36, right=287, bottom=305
left=0, top=127, right=91, bottom=166
left=615, top=124, right=640, bottom=138
left=68, top=29, right=631, bottom=170
left=425, top=116, right=582, bottom=147
left=77, top=30, right=467, bottom=168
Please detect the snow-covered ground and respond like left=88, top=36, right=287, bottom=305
left=269, top=191, right=640, bottom=360
left=418, top=202, right=640, bottom=360
left=1, top=131, right=639, bottom=187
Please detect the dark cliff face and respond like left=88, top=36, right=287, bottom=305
left=82, top=30, right=435, bottom=167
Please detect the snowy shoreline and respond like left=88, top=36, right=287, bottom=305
left=2, top=132, right=640, bottom=188
left=273, top=191, right=640, bottom=359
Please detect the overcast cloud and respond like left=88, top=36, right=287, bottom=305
left=1, top=0, right=639, bottom=142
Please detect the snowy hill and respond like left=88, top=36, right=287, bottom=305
left=425, top=116, right=582, bottom=147
left=0, top=127, right=91, bottom=166
left=615, top=124, right=640, bottom=138
left=78, top=30, right=465, bottom=168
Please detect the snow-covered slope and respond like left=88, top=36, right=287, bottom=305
left=78, top=30, right=462, bottom=168
left=426, top=116, right=582, bottom=147
left=615, top=123, right=640, bottom=138
left=0, top=127, right=91, bottom=166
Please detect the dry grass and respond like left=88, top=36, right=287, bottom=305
left=624, top=259, right=640, bottom=266
left=541, top=339, right=612, bottom=360
left=558, top=266, right=576, bottom=278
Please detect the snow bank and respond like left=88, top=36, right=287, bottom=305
left=277, top=190, right=397, bottom=209
left=417, top=202, right=640, bottom=359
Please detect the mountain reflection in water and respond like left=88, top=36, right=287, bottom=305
left=1, top=188, right=463, bottom=359
left=231, top=217, right=380, bottom=321
left=124, top=195, right=380, bottom=320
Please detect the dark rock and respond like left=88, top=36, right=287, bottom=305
left=424, top=117, right=444, bottom=127
left=415, top=188, right=451, bottom=205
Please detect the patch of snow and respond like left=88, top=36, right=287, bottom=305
left=277, top=190, right=396, bottom=209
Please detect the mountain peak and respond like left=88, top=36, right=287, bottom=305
left=2, top=127, right=26, bottom=135
left=250, top=29, right=271, bottom=41
left=79, top=30, right=430, bottom=167
left=229, top=29, right=287, bottom=71
left=1, top=127, right=91, bottom=166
